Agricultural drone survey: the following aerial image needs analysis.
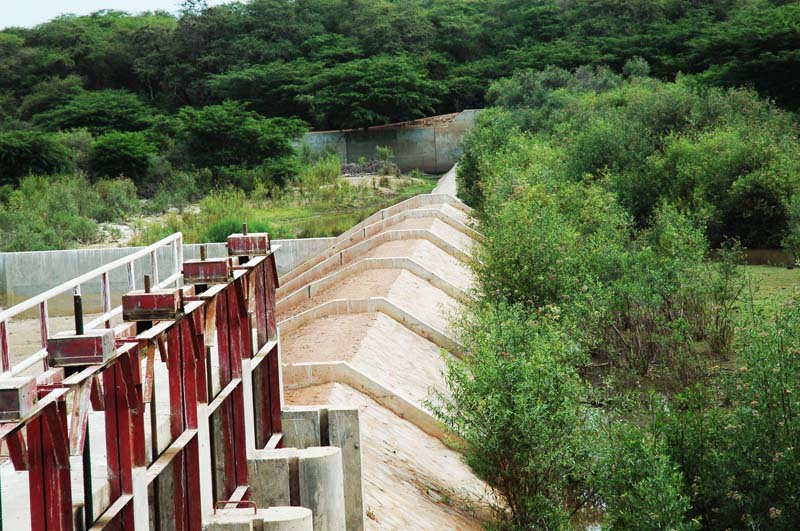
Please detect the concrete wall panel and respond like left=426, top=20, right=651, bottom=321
left=300, top=110, right=481, bottom=174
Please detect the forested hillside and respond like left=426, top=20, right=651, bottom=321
left=2, top=0, right=799, bottom=131
left=0, top=0, right=798, bottom=251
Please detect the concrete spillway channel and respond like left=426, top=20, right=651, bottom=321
left=277, top=190, right=495, bottom=531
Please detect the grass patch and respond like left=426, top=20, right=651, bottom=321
left=744, top=264, right=800, bottom=303
left=130, top=172, right=439, bottom=245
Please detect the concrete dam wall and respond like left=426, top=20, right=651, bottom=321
left=301, top=110, right=481, bottom=173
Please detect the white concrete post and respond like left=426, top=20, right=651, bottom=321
left=297, top=447, right=347, bottom=531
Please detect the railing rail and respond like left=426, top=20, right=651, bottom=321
left=0, top=232, right=184, bottom=375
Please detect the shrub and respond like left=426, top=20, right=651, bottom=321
left=456, top=109, right=520, bottom=207
left=94, top=178, right=140, bottom=222
left=657, top=299, right=800, bottom=530
left=781, top=195, right=800, bottom=262
left=431, top=302, right=595, bottom=530
left=144, top=171, right=202, bottom=214
left=57, top=128, right=93, bottom=174
left=470, top=67, right=800, bottom=247
left=0, top=130, right=72, bottom=186
left=475, top=176, right=627, bottom=311
left=297, top=153, right=341, bottom=195
left=0, top=174, right=100, bottom=251
left=593, top=422, right=699, bottom=531
left=89, top=131, right=158, bottom=184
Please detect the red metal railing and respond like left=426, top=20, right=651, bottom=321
left=0, top=233, right=283, bottom=531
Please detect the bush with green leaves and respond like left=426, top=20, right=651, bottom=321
left=431, top=301, right=595, bottom=530
left=592, top=422, right=699, bottom=531
left=89, top=131, right=158, bottom=184
left=0, top=130, right=72, bottom=186
left=297, top=153, right=342, bottom=197
left=0, top=174, right=99, bottom=251
left=655, top=298, right=800, bottom=530
left=94, top=178, right=140, bottom=222
left=463, top=66, right=800, bottom=249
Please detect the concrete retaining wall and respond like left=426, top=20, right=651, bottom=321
left=0, top=238, right=333, bottom=315
left=301, top=110, right=481, bottom=173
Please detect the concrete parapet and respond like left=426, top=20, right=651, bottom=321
left=300, top=111, right=481, bottom=174
left=0, top=238, right=333, bottom=314
left=297, top=447, right=347, bottom=531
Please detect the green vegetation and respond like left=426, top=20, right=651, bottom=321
left=460, top=66, right=800, bottom=250
left=130, top=164, right=438, bottom=246
left=745, top=265, right=800, bottom=303
left=441, top=66, right=800, bottom=530
left=1, top=0, right=799, bottom=252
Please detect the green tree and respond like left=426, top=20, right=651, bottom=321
left=89, top=131, right=158, bottom=184
left=0, top=130, right=72, bottom=186
left=33, top=89, right=154, bottom=134
left=17, top=75, right=85, bottom=120
left=207, top=60, right=318, bottom=119
left=301, top=54, right=440, bottom=129
left=176, top=100, right=306, bottom=186
left=431, top=302, right=595, bottom=530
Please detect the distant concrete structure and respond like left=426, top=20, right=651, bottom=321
left=301, top=110, right=481, bottom=173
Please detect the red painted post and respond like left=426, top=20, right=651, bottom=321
left=167, top=325, right=188, bottom=531
left=180, top=317, right=203, bottom=531
left=1, top=320, right=9, bottom=372
left=26, top=401, right=74, bottom=531
left=28, top=417, right=47, bottom=531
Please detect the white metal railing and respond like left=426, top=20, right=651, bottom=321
left=0, top=233, right=184, bottom=376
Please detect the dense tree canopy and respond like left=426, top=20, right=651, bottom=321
left=0, top=0, right=797, bottom=133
